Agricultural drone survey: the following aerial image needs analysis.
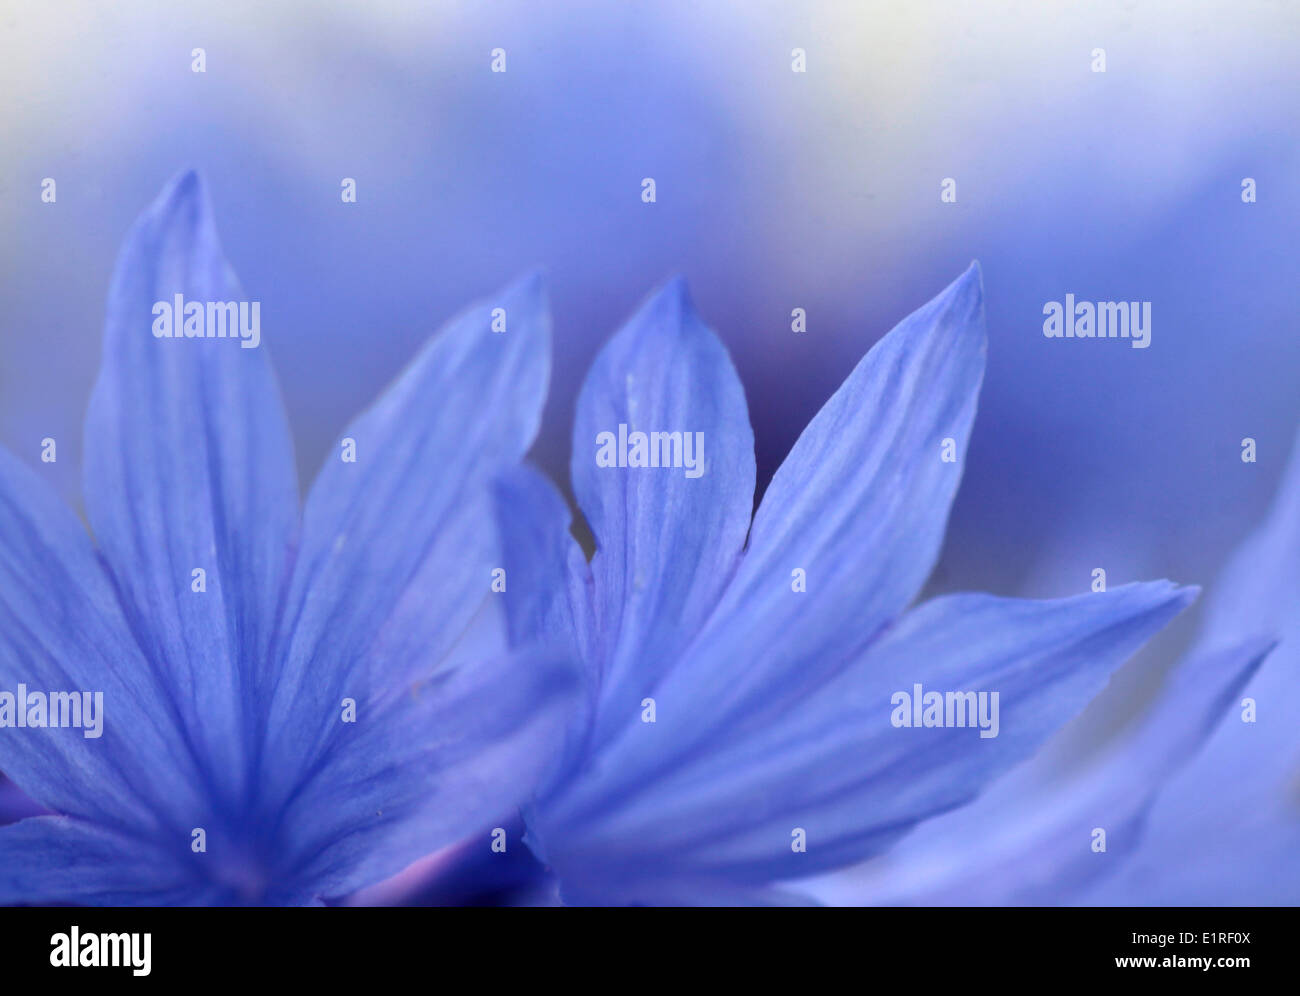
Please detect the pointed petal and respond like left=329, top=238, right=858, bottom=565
left=686, top=264, right=986, bottom=723
left=569, top=279, right=755, bottom=744
left=829, top=635, right=1271, bottom=905
left=1081, top=427, right=1300, bottom=904
left=81, top=172, right=298, bottom=796
left=259, top=273, right=551, bottom=824
left=537, top=581, right=1194, bottom=890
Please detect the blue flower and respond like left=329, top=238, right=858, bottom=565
left=0, top=173, right=572, bottom=905
left=496, top=265, right=1198, bottom=904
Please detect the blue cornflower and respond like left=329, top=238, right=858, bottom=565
left=496, top=265, right=1198, bottom=904
left=0, top=173, right=571, bottom=905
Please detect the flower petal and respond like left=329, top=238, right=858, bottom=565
left=493, top=464, right=596, bottom=780
left=1199, top=427, right=1300, bottom=652
left=536, top=581, right=1194, bottom=895
left=684, top=264, right=985, bottom=722
left=0, top=816, right=206, bottom=906
left=258, top=273, right=551, bottom=850
left=0, top=776, right=43, bottom=826
left=1082, top=427, right=1300, bottom=904
left=494, top=464, right=592, bottom=664
left=569, top=279, right=755, bottom=746
left=0, top=447, right=206, bottom=832
left=274, top=644, right=576, bottom=900
left=821, top=635, right=1270, bottom=905
left=81, top=171, right=299, bottom=798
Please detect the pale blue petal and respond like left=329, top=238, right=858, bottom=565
left=535, top=581, right=1194, bottom=895
left=493, top=464, right=596, bottom=788
left=81, top=171, right=299, bottom=802
left=1083, top=427, right=1300, bottom=904
left=647, top=264, right=985, bottom=744
left=494, top=464, right=591, bottom=665
left=274, top=644, right=576, bottom=900
left=0, top=447, right=206, bottom=833
left=825, top=636, right=1269, bottom=905
left=569, top=279, right=755, bottom=746
left=257, top=273, right=552, bottom=869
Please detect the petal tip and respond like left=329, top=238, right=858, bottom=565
left=606, top=276, right=707, bottom=357
left=947, top=260, right=985, bottom=322
left=505, top=269, right=549, bottom=314
left=1124, top=579, right=1199, bottom=615
left=506, top=267, right=546, bottom=302
left=171, top=167, right=204, bottom=194
left=663, top=275, right=710, bottom=334
left=152, top=169, right=209, bottom=220
left=125, top=170, right=219, bottom=266
left=492, top=270, right=551, bottom=348
left=649, top=274, right=696, bottom=321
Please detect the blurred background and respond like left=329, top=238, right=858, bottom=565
left=1, top=0, right=1297, bottom=896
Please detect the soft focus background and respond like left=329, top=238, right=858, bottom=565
left=1, top=0, right=1297, bottom=898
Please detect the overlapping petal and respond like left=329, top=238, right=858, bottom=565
left=818, top=636, right=1269, bottom=905
left=596, top=263, right=987, bottom=779
left=279, top=643, right=575, bottom=899
left=1081, top=427, right=1300, bottom=905
left=242, top=270, right=576, bottom=896
left=259, top=272, right=553, bottom=817
left=535, top=583, right=1196, bottom=897
left=694, top=263, right=985, bottom=704
left=514, top=265, right=1200, bottom=904
left=0, top=447, right=205, bottom=833
left=1, top=173, right=573, bottom=905
left=0, top=817, right=217, bottom=906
